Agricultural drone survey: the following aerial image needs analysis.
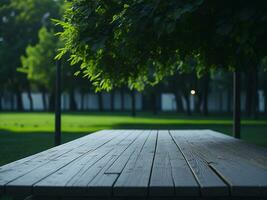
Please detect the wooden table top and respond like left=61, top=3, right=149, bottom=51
left=0, top=130, right=267, bottom=199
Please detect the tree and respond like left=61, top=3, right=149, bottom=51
left=20, top=26, right=82, bottom=111
left=0, top=0, right=63, bottom=110
left=19, top=27, right=58, bottom=110
left=57, top=0, right=267, bottom=137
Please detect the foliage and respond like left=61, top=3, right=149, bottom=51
left=0, top=0, right=63, bottom=92
left=19, top=27, right=58, bottom=90
left=57, top=0, right=267, bottom=91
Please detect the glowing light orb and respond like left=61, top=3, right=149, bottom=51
left=190, top=90, right=196, bottom=95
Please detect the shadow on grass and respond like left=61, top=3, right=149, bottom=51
left=64, top=111, right=267, bottom=120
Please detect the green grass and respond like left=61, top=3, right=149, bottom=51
left=0, top=112, right=266, bottom=166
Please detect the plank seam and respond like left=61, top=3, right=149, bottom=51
left=147, top=130, right=158, bottom=197
left=208, top=164, right=232, bottom=196
left=168, top=151, right=176, bottom=196
left=62, top=131, right=132, bottom=186
left=2, top=130, right=115, bottom=188
left=112, top=130, right=151, bottom=197
left=168, top=130, right=201, bottom=196
left=0, top=130, right=107, bottom=170
left=104, top=130, right=142, bottom=174
left=86, top=130, right=143, bottom=186
left=186, top=138, right=231, bottom=196
left=29, top=132, right=122, bottom=192
left=4, top=148, right=75, bottom=186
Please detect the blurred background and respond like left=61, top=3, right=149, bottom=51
left=0, top=0, right=267, bottom=166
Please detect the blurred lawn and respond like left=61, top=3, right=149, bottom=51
left=0, top=112, right=267, bottom=166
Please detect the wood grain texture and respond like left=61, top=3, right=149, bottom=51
left=4, top=130, right=119, bottom=195
left=1, top=129, right=267, bottom=199
left=170, top=130, right=229, bottom=197
left=33, top=130, right=137, bottom=196
left=181, top=130, right=267, bottom=197
left=0, top=130, right=111, bottom=186
left=149, top=130, right=199, bottom=197
left=113, top=130, right=157, bottom=197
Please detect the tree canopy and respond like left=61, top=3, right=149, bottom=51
left=57, top=0, right=267, bottom=91
left=0, top=0, right=63, bottom=109
left=19, top=27, right=58, bottom=90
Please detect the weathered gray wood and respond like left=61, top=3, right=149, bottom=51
left=65, top=131, right=135, bottom=187
left=0, top=130, right=114, bottom=196
left=0, top=130, right=112, bottom=187
left=1, top=129, right=267, bottom=199
left=0, top=130, right=108, bottom=170
left=86, top=130, right=151, bottom=197
left=113, top=130, right=157, bottom=197
left=182, top=130, right=267, bottom=197
left=85, top=130, right=150, bottom=196
left=105, top=131, right=150, bottom=174
left=34, top=130, right=141, bottom=196
left=170, top=130, right=229, bottom=197
left=205, top=130, right=267, bottom=168
left=85, top=131, right=143, bottom=196
left=149, top=130, right=199, bottom=197
left=4, top=130, right=121, bottom=195
left=149, top=131, right=174, bottom=196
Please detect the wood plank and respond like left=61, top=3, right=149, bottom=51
left=170, top=130, right=229, bottom=197
left=64, top=131, right=136, bottom=187
left=105, top=131, right=150, bottom=174
left=0, top=130, right=108, bottom=169
left=183, top=130, right=267, bottom=197
left=2, top=129, right=267, bottom=199
left=84, top=130, right=148, bottom=196
left=205, top=130, right=267, bottom=168
left=113, top=130, right=157, bottom=197
left=85, top=130, right=143, bottom=196
left=33, top=130, right=141, bottom=196
left=0, top=130, right=112, bottom=188
left=149, top=130, right=199, bottom=197
left=149, top=130, right=174, bottom=196
left=71, top=130, right=152, bottom=197
left=4, top=130, right=122, bottom=195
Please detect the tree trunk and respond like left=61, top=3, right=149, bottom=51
left=203, top=73, right=210, bottom=116
left=49, top=91, right=55, bottom=111
left=219, top=92, right=223, bottom=112
left=227, top=87, right=232, bottom=113
left=0, top=92, right=2, bottom=111
left=11, top=93, right=15, bottom=110
left=245, top=69, right=253, bottom=117
left=15, top=86, right=23, bottom=111
left=98, top=93, right=103, bottom=111
left=81, top=92, right=85, bottom=111
left=252, top=65, right=258, bottom=119
left=55, top=59, right=62, bottom=146
left=131, top=90, right=136, bottom=117
left=41, top=88, right=47, bottom=111
left=120, top=88, right=124, bottom=111
left=184, top=94, right=191, bottom=116
left=26, top=84, right=33, bottom=111
left=174, top=91, right=184, bottom=113
left=152, top=92, right=158, bottom=115
left=233, top=71, right=241, bottom=139
left=110, top=91, right=114, bottom=112
left=174, top=92, right=184, bottom=113
left=195, top=94, right=202, bottom=113
left=69, top=89, right=77, bottom=111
